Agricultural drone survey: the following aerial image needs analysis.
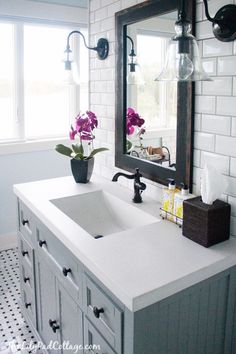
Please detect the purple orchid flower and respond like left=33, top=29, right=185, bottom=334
left=69, top=126, right=77, bottom=140
left=86, top=111, right=98, bottom=129
left=126, top=107, right=145, bottom=135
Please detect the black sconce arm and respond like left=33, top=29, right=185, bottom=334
left=66, top=30, right=97, bottom=53
left=202, top=0, right=215, bottom=23
left=126, top=35, right=137, bottom=72
left=126, top=35, right=135, bottom=56
left=65, top=30, right=109, bottom=62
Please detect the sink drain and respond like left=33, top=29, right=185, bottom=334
left=94, top=234, right=104, bottom=239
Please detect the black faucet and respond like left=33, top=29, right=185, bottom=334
left=112, top=168, right=146, bottom=203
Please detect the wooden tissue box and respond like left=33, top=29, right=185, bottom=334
left=182, top=196, right=231, bottom=247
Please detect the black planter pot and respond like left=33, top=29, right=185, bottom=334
left=70, top=157, right=94, bottom=183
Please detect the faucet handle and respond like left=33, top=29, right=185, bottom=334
left=134, top=168, right=143, bottom=182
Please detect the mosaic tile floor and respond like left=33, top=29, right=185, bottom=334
left=0, top=248, right=38, bottom=354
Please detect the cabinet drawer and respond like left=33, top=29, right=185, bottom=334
left=20, top=260, right=34, bottom=293
left=19, top=232, right=34, bottom=269
left=22, top=285, right=37, bottom=328
left=84, top=317, right=116, bottom=354
left=36, top=221, right=82, bottom=304
left=18, top=200, right=35, bottom=245
left=84, top=275, right=122, bottom=354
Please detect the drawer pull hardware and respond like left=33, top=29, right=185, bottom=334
left=22, top=250, right=28, bottom=257
left=22, top=219, right=29, bottom=226
left=25, top=302, right=31, bottom=308
left=62, top=267, right=71, bottom=277
left=52, top=324, right=60, bottom=333
left=49, top=319, right=60, bottom=333
left=49, top=319, right=57, bottom=327
left=39, top=240, right=47, bottom=247
left=24, top=277, right=30, bottom=283
left=93, top=306, right=104, bottom=319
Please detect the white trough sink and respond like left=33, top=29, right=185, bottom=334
left=50, top=190, right=158, bottom=238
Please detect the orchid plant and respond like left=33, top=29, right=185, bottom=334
left=126, top=107, right=145, bottom=152
left=55, top=111, right=108, bottom=160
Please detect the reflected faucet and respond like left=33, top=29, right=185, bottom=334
left=112, top=168, right=146, bottom=203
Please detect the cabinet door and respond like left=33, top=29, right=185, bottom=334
left=36, top=254, right=59, bottom=351
left=56, top=281, right=83, bottom=354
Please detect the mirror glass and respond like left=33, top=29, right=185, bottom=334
left=126, top=11, right=178, bottom=169
left=115, top=0, right=193, bottom=187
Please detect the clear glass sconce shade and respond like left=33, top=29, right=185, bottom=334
left=128, top=53, right=137, bottom=67
left=127, top=63, right=145, bottom=85
left=156, top=22, right=211, bottom=82
left=63, top=49, right=80, bottom=85
left=127, top=54, right=145, bottom=86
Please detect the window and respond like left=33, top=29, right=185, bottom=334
left=0, top=20, right=88, bottom=144
left=0, top=23, right=15, bottom=141
left=136, top=31, right=177, bottom=130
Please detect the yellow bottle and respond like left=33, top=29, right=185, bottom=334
left=161, top=179, right=180, bottom=221
left=174, top=184, right=194, bottom=225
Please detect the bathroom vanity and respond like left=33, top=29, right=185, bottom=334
left=14, top=176, right=236, bottom=354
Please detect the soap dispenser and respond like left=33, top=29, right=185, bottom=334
left=161, top=179, right=179, bottom=221
left=174, top=183, right=194, bottom=225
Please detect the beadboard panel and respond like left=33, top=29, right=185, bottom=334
left=132, top=268, right=236, bottom=354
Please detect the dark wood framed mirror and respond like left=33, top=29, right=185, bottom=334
left=115, top=0, right=195, bottom=188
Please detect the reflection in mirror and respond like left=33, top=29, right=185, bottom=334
left=126, top=11, right=177, bottom=169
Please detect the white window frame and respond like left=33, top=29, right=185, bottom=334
left=0, top=14, right=88, bottom=155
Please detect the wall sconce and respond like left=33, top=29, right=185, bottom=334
left=127, top=35, right=137, bottom=73
left=203, top=0, right=236, bottom=42
left=64, top=30, right=109, bottom=84
left=126, top=35, right=144, bottom=85
left=156, top=0, right=236, bottom=82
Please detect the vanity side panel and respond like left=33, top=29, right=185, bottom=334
left=224, top=267, right=236, bottom=354
left=123, top=308, right=134, bottom=354
left=133, top=268, right=235, bottom=354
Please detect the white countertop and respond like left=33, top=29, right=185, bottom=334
left=14, top=175, right=236, bottom=312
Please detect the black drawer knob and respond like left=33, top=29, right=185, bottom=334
left=52, top=324, right=60, bottom=333
left=22, top=250, right=28, bottom=257
left=39, top=240, right=46, bottom=247
left=24, top=277, right=30, bottom=283
left=25, top=302, right=31, bottom=308
left=93, top=306, right=104, bottom=319
left=62, top=267, right=71, bottom=277
left=22, top=219, right=29, bottom=226
left=49, top=319, right=60, bottom=333
left=49, top=319, right=57, bottom=327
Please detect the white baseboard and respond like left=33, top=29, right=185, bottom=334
left=0, top=232, right=17, bottom=251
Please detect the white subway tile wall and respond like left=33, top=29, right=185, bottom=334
left=89, top=0, right=236, bottom=236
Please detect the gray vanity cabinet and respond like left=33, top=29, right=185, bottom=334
left=17, top=198, right=236, bottom=354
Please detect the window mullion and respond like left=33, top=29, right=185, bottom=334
left=14, top=22, right=25, bottom=140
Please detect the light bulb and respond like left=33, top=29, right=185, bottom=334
left=127, top=64, right=145, bottom=86
left=63, top=60, right=80, bottom=85
left=127, top=71, right=136, bottom=85
left=176, top=53, right=194, bottom=80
